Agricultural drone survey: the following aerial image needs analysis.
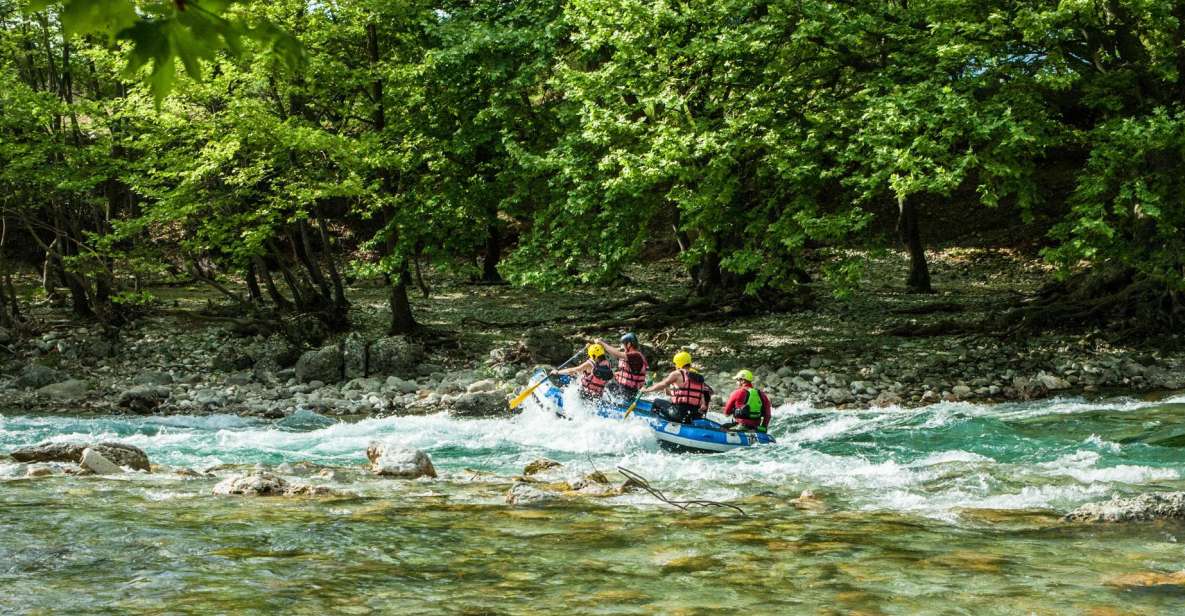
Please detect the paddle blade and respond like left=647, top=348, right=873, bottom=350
left=509, top=378, right=546, bottom=409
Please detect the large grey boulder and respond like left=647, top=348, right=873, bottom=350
left=446, top=392, right=508, bottom=418
left=118, top=385, right=170, bottom=412
left=15, top=364, right=67, bottom=389
left=366, top=442, right=436, bottom=478
left=295, top=345, right=344, bottom=384
left=35, top=379, right=90, bottom=401
left=80, top=448, right=123, bottom=474
left=1064, top=492, right=1185, bottom=523
left=343, top=334, right=369, bottom=380
left=367, top=336, right=423, bottom=377
left=9, top=441, right=150, bottom=471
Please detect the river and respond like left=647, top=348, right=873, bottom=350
left=3, top=394, right=1185, bottom=614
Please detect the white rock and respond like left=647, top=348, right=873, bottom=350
left=366, top=442, right=436, bottom=478
left=506, top=483, right=557, bottom=506
left=466, top=379, right=497, bottom=393
left=80, top=448, right=123, bottom=474
left=26, top=464, right=54, bottom=477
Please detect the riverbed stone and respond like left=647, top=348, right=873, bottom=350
left=445, top=392, right=507, bottom=418
left=213, top=472, right=289, bottom=496
left=133, top=371, right=174, bottom=386
left=15, top=364, right=66, bottom=389
left=506, top=482, right=558, bottom=506
left=80, top=448, right=123, bottom=474
left=1036, top=373, right=1071, bottom=391
left=35, top=378, right=90, bottom=400
left=10, top=442, right=150, bottom=471
left=825, top=387, right=850, bottom=405
left=343, top=333, right=369, bottom=380
left=366, top=442, right=436, bottom=478
left=1063, top=492, right=1185, bottom=523
left=523, top=458, right=561, bottom=476
left=1104, top=570, right=1185, bottom=588
left=26, top=464, right=54, bottom=478
left=295, top=345, right=344, bottom=384
left=466, top=379, right=497, bottom=393
left=118, top=385, right=170, bottom=412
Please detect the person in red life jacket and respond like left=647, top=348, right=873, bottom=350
left=551, top=343, right=614, bottom=401
left=594, top=332, right=648, bottom=402
left=642, top=351, right=712, bottom=423
left=722, top=369, right=771, bottom=432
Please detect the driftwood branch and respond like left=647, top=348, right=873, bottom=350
left=617, top=466, right=747, bottom=516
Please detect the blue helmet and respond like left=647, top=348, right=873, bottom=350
left=620, top=332, right=639, bottom=346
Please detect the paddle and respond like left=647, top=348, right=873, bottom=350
left=622, top=392, right=644, bottom=419
left=508, top=347, right=586, bottom=410
left=622, top=371, right=653, bottom=419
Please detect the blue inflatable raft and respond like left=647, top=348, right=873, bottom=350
left=527, top=370, right=776, bottom=453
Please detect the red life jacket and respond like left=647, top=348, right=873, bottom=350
left=580, top=358, right=613, bottom=397
left=614, top=350, right=648, bottom=390
left=671, top=369, right=708, bottom=408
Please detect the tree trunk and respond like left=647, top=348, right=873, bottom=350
left=388, top=265, right=417, bottom=335
left=295, top=221, right=332, bottom=303
left=368, top=21, right=417, bottom=333
left=413, top=246, right=431, bottom=298
left=897, top=194, right=932, bottom=293
left=481, top=220, right=504, bottom=283
left=245, top=261, right=264, bottom=304
left=316, top=212, right=348, bottom=310
left=694, top=250, right=723, bottom=298
left=254, top=256, right=293, bottom=311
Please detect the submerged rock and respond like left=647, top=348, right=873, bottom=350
left=1104, top=570, right=1185, bottom=588
left=791, top=489, right=827, bottom=512
left=213, top=472, right=289, bottom=496
left=9, top=442, right=150, bottom=471
left=506, top=482, right=558, bottom=506
left=366, top=442, right=436, bottom=478
left=1064, top=492, right=1185, bottom=523
left=79, top=448, right=122, bottom=475
left=26, top=464, right=55, bottom=478
left=523, top=458, right=562, bottom=476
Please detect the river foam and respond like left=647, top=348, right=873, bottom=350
left=3, top=391, right=1184, bottom=518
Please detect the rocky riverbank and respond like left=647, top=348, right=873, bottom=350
left=1, top=307, right=1183, bottom=417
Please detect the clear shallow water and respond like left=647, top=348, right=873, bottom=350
left=3, top=393, right=1185, bottom=614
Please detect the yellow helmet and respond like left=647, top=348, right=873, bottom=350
left=673, top=351, right=692, bottom=369
left=734, top=369, right=754, bottom=383
left=588, top=344, right=605, bottom=359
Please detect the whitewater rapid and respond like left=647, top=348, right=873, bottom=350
left=3, top=391, right=1184, bottom=520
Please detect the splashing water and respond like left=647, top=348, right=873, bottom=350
left=3, top=393, right=1185, bottom=613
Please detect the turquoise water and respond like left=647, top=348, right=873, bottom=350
left=3, top=394, right=1185, bottom=614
